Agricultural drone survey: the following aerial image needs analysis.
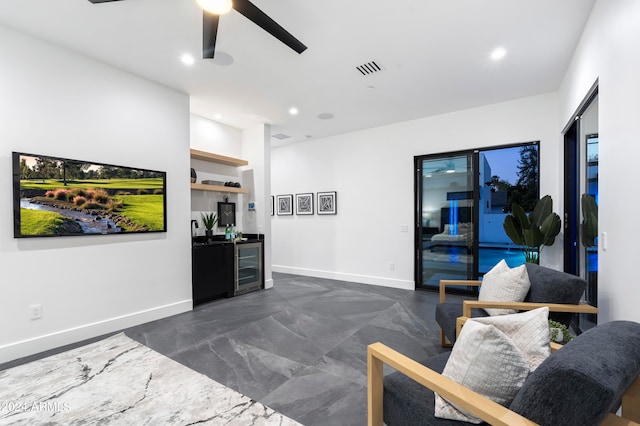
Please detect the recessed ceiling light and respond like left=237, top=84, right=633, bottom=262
left=318, top=113, right=334, bottom=120
left=214, top=113, right=222, bottom=120
left=196, top=0, right=232, bottom=15
left=490, top=47, right=507, bottom=61
left=180, top=53, right=195, bottom=66
left=289, top=107, right=299, bottom=116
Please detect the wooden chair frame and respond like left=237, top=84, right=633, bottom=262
left=439, top=279, right=599, bottom=346
left=367, top=341, right=640, bottom=426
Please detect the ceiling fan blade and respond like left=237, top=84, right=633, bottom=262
left=232, top=0, right=307, bottom=54
left=203, top=11, right=220, bottom=59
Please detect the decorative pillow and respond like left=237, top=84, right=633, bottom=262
left=434, top=307, right=550, bottom=423
left=471, top=307, right=551, bottom=372
left=478, top=259, right=530, bottom=315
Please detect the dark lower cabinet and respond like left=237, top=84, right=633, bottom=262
left=192, top=242, right=234, bottom=306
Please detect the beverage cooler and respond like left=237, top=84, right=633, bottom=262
left=235, top=241, right=263, bottom=295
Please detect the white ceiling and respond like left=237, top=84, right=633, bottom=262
left=0, top=0, right=595, bottom=146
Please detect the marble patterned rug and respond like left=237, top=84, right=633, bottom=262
left=0, top=333, right=302, bottom=425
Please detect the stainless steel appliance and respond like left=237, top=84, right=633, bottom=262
left=234, top=241, right=263, bottom=295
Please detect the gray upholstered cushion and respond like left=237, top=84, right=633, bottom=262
left=509, top=320, right=640, bottom=425
left=523, top=263, right=587, bottom=326
left=383, top=352, right=483, bottom=426
left=435, top=303, right=489, bottom=344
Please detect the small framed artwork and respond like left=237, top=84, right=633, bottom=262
left=276, top=194, right=293, bottom=215
left=270, top=196, right=274, bottom=216
left=218, top=202, right=236, bottom=226
left=317, top=191, right=337, bottom=215
left=295, top=193, right=314, bottom=215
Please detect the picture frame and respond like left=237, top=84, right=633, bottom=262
left=295, top=193, right=314, bottom=215
left=276, top=194, right=293, bottom=215
left=217, top=201, right=236, bottom=226
left=317, top=191, right=337, bottom=215
left=270, top=195, right=274, bottom=216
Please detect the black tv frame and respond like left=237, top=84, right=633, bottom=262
left=12, top=151, right=167, bottom=238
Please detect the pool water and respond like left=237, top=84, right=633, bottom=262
left=479, top=248, right=526, bottom=274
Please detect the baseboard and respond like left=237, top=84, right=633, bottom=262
left=264, top=278, right=274, bottom=289
left=272, top=265, right=414, bottom=290
left=0, top=299, right=192, bottom=364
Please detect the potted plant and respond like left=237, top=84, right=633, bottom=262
left=201, top=212, right=218, bottom=237
left=503, top=194, right=561, bottom=264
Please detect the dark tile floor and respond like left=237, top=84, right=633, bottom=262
left=125, top=273, right=453, bottom=425
left=2, top=273, right=457, bottom=425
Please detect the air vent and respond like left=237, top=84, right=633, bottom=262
left=272, top=133, right=291, bottom=140
left=356, top=60, right=383, bottom=76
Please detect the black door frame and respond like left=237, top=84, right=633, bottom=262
left=414, top=141, right=540, bottom=291
left=562, top=80, right=598, bottom=275
left=414, top=149, right=477, bottom=292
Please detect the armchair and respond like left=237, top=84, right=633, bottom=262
left=368, top=320, right=640, bottom=426
left=435, top=263, right=598, bottom=346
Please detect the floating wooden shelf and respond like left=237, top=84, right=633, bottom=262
left=191, top=183, right=249, bottom=194
left=190, top=149, right=248, bottom=167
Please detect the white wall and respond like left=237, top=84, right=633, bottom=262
left=559, top=0, right=640, bottom=323
left=272, top=92, right=560, bottom=289
left=190, top=114, right=243, bottom=236
left=189, top=117, right=273, bottom=288
left=0, top=26, right=192, bottom=363
left=241, top=124, right=273, bottom=289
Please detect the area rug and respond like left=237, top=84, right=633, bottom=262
left=0, top=333, right=301, bottom=425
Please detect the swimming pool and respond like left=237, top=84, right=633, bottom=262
left=478, top=247, right=526, bottom=274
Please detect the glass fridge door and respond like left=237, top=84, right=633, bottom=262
left=235, top=242, right=263, bottom=295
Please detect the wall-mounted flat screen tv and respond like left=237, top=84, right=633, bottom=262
left=12, top=152, right=167, bottom=238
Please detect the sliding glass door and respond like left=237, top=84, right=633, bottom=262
left=415, top=143, right=539, bottom=291
left=416, top=153, right=476, bottom=288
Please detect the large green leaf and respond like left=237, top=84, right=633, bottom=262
left=580, top=194, right=598, bottom=248
left=530, top=195, right=553, bottom=227
left=540, top=213, right=562, bottom=246
left=504, top=215, right=524, bottom=245
left=503, top=195, right=561, bottom=254
left=581, top=211, right=598, bottom=247
left=523, top=226, right=543, bottom=248
left=511, top=203, right=531, bottom=229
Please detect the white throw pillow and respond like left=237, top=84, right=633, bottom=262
left=471, top=307, right=551, bottom=372
left=434, top=307, right=550, bottom=423
left=478, top=259, right=530, bottom=315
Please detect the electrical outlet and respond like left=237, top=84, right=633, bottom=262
left=30, top=304, right=42, bottom=320
left=389, top=262, right=395, bottom=271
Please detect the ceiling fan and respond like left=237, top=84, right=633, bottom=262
left=87, top=0, right=307, bottom=59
